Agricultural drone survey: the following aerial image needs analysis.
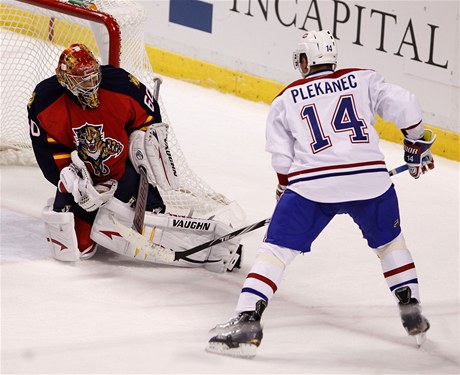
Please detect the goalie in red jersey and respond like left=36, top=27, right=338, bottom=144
left=28, top=43, right=241, bottom=273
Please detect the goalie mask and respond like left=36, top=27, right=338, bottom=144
left=293, top=30, right=337, bottom=77
left=56, top=44, right=101, bottom=109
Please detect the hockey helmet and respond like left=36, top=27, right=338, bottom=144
left=293, top=30, right=337, bottom=77
left=56, top=43, right=101, bottom=108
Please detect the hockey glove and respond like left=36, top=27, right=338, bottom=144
left=58, top=151, right=118, bottom=212
left=403, top=129, right=436, bottom=179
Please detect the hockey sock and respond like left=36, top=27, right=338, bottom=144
left=379, top=248, right=420, bottom=302
left=235, top=243, right=298, bottom=313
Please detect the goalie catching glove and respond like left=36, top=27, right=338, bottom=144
left=58, top=150, right=117, bottom=212
left=403, top=129, right=436, bottom=179
left=129, top=122, right=179, bottom=190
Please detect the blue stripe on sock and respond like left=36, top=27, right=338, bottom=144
left=390, top=278, right=418, bottom=291
left=241, top=287, right=268, bottom=302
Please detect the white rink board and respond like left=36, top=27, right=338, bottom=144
left=143, top=0, right=459, bottom=133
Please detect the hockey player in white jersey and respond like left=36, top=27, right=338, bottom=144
left=207, top=30, right=435, bottom=357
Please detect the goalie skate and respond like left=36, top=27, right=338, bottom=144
left=206, top=300, right=267, bottom=358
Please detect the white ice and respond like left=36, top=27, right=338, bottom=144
left=1, top=76, right=459, bottom=374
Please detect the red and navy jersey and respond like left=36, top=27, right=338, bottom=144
left=27, top=65, right=162, bottom=186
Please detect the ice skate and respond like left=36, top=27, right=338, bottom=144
left=206, top=300, right=267, bottom=358
left=395, top=286, right=430, bottom=347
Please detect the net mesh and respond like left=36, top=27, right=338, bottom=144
left=0, top=0, right=244, bottom=221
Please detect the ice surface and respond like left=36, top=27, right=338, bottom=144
left=1, top=76, right=459, bottom=374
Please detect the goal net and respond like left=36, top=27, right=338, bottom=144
left=0, top=0, right=245, bottom=223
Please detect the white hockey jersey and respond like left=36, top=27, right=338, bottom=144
left=266, top=68, right=423, bottom=203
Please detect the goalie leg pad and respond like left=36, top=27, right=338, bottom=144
left=90, top=198, right=138, bottom=258
left=143, top=212, right=216, bottom=268
left=91, top=199, right=197, bottom=265
left=91, top=202, right=241, bottom=272
left=204, top=221, right=243, bottom=273
left=143, top=212, right=241, bottom=272
left=42, top=206, right=97, bottom=261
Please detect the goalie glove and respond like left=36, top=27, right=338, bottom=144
left=129, top=122, right=179, bottom=190
left=403, top=129, right=436, bottom=179
left=58, top=151, right=118, bottom=212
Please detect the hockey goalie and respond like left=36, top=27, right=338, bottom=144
left=28, top=43, right=242, bottom=273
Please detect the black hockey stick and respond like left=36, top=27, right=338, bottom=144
left=171, top=161, right=414, bottom=261
left=174, top=218, right=271, bottom=261
left=132, top=77, right=162, bottom=233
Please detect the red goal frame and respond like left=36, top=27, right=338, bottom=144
left=15, top=0, right=121, bottom=67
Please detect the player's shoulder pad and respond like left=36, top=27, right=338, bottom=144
left=28, top=76, right=65, bottom=115
left=100, top=65, right=147, bottom=98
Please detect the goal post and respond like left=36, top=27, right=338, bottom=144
left=13, top=0, right=121, bottom=65
left=0, top=0, right=245, bottom=224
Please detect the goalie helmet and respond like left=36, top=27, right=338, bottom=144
left=56, top=43, right=101, bottom=108
left=293, top=30, right=337, bottom=77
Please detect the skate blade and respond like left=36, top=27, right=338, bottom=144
left=206, top=342, right=258, bottom=358
left=413, top=332, right=427, bottom=347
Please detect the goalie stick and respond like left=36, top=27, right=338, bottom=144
left=115, top=161, right=415, bottom=262
left=132, top=77, right=162, bottom=233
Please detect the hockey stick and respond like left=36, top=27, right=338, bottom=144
left=117, top=161, right=412, bottom=261
left=388, top=164, right=408, bottom=176
left=173, top=217, right=271, bottom=261
left=132, top=77, right=162, bottom=233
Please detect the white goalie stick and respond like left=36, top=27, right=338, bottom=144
left=118, top=160, right=416, bottom=262
left=132, top=77, right=162, bottom=233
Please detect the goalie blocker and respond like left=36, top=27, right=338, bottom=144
left=129, top=122, right=179, bottom=190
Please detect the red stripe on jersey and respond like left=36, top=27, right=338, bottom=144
left=384, top=263, right=415, bottom=278
left=247, top=272, right=277, bottom=293
left=288, top=160, right=386, bottom=178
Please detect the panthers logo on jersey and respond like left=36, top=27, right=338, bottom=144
left=27, top=92, right=36, bottom=108
left=128, top=74, right=141, bottom=88
left=73, top=123, right=123, bottom=176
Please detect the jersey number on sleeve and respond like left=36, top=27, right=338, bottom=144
left=29, top=119, right=40, bottom=137
left=301, top=94, right=369, bottom=154
left=144, top=88, right=156, bottom=112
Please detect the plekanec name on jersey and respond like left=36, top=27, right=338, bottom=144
left=291, top=73, right=358, bottom=103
